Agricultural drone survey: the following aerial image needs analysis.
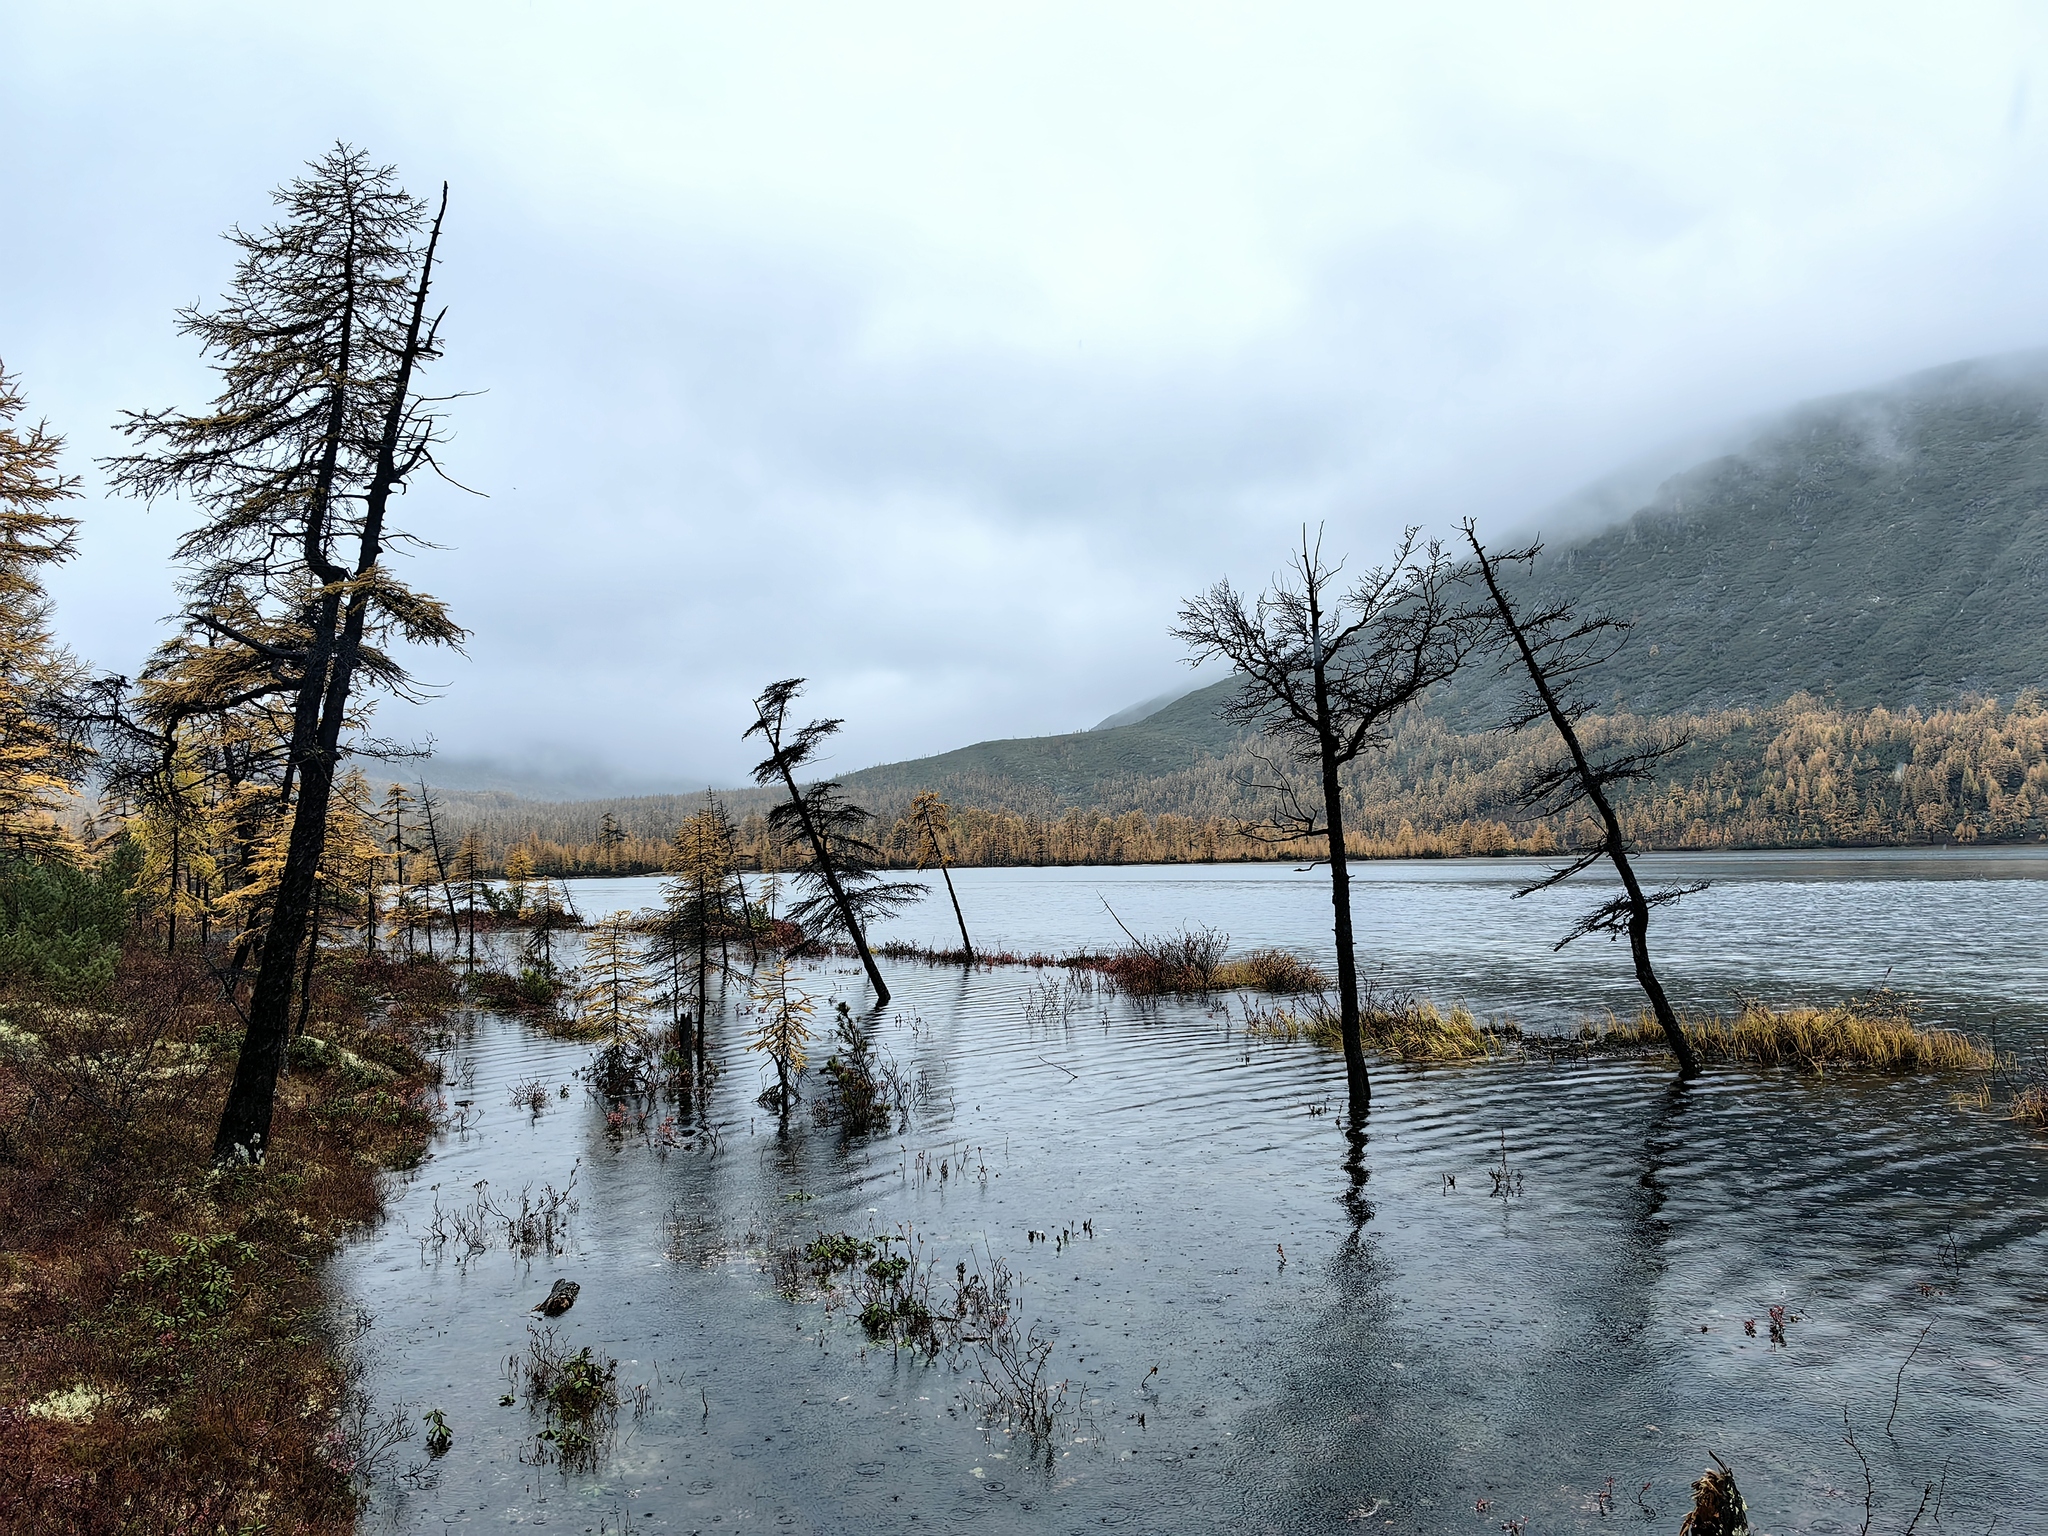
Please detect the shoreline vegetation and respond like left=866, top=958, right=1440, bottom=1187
left=412, top=691, right=2048, bottom=877
left=875, top=932, right=2021, bottom=1081
left=0, top=888, right=453, bottom=1530
left=430, top=882, right=2031, bottom=1093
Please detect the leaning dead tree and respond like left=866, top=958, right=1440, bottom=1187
left=746, top=679, right=921, bottom=1007
left=1174, top=526, right=1479, bottom=1111
left=909, top=790, right=973, bottom=962
left=1461, top=520, right=1703, bottom=1078
left=106, top=146, right=466, bottom=1163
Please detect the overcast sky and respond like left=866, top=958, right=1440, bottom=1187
left=6, top=4, right=2048, bottom=792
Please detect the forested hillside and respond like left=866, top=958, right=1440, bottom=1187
left=436, top=692, right=2048, bottom=872
left=430, top=352, right=2048, bottom=870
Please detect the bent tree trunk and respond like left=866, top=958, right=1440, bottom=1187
left=777, top=763, right=891, bottom=1008
left=1467, top=529, right=1701, bottom=1079
left=939, top=863, right=973, bottom=963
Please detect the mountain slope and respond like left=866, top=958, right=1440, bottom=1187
left=1460, top=351, right=2048, bottom=719
left=831, top=351, right=2048, bottom=812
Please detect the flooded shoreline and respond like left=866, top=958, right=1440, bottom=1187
left=346, top=853, right=2047, bottom=1533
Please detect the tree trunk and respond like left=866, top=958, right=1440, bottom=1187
left=939, top=863, right=973, bottom=962
left=776, top=766, right=890, bottom=1007
left=1467, top=530, right=1701, bottom=1079
left=166, top=816, right=180, bottom=955
left=1305, top=575, right=1369, bottom=1112
left=295, top=882, right=323, bottom=1041
left=1320, top=737, right=1368, bottom=1111
left=211, top=193, right=445, bottom=1164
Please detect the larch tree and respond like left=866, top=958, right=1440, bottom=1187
left=746, top=679, right=921, bottom=1008
left=747, top=958, right=814, bottom=1114
left=646, top=793, right=745, bottom=1062
left=0, top=363, right=92, bottom=859
left=413, top=780, right=463, bottom=962
left=104, top=146, right=466, bottom=1164
left=380, top=781, right=419, bottom=956
left=503, top=844, right=536, bottom=917
left=909, top=790, right=973, bottom=962
left=112, top=621, right=322, bottom=977
left=1461, top=521, right=1704, bottom=1078
left=1173, top=527, right=1480, bottom=1112
left=127, top=745, right=221, bottom=952
left=576, top=909, right=651, bottom=1043
left=522, top=877, right=577, bottom=977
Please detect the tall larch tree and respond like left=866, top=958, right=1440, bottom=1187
left=105, top=146, right=466, bottom=1164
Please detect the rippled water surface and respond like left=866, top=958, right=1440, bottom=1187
left=346, top=853, right=2048, bottom=1533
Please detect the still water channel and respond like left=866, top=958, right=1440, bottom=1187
left=347, top=852, right=2048, bottom=1534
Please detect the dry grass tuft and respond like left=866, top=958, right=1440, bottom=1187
left=1213, top=949, right=1328, bottom=994
left=1243, top=989, right=1513, bottom=1062
left=2010, top=1084, right=2048, bottom=1131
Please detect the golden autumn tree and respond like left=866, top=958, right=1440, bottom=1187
left=127, top=745, right=223, bottom=951
left=747, top=958, right=814, bottom=1113
left=646, top=794, right=747, bottom=1061
left=0, top=363, right=91, bottom=859
left=575, top=910, right=652, bottom=1044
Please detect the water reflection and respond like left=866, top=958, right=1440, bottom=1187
left=346, top=858, right=2046, bottom=1533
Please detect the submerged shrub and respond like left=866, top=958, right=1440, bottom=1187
left=817, top=1000, right=898, bottom=1133
left=512, top=1325, right=619, bottom=1471
left=1100, top=924, right=1230, bottom=994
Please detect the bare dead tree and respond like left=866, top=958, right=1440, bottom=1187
left=415, top=778, right=464, bottom=960
left=910, top=790, right=973, bottom=962
left=745, top=679, right=921, bottom=1007
left=1173, top=526, right=1481, bottom=1110
left=1461, top=520, right=1703, bottom=1078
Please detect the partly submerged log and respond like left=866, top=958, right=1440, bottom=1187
left=1679, top=1454, right=1749, bottom=1536
left=534, top=1278, right=580, bottom=1318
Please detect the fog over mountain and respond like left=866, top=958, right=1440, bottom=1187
left=7, top=5, right=2048, bottom=796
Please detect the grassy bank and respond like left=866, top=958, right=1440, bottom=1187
left=0, top=941, right=453, bottom=1531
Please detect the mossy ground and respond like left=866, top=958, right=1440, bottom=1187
left=0, top=944, right=453, bottom=1532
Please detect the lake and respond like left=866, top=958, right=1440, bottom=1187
left=346, top=851, right=2048, bottom=1533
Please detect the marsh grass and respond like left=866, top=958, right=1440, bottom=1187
left=1213, top=948, right=1328, bottom=994
left=1242, top=988, right=1514, bottom=1062
left=1246, top=983, right=1995, bottom=1076
left=2010, top=1084, right=2048, bottom=1131
left=1583, top=992, right=1994, bottom=1072
left=868, top=935, right=1328, bottom=999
